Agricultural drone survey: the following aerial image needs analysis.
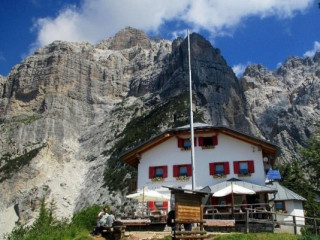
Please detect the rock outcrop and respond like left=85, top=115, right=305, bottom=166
left=0, top=27, right=319, bottom=236
left=240, top=54, right=320, bottom=162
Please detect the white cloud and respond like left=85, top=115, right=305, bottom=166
left=30, top=0, right=313, bottom=51
left=232, top=63, right=250, bottom=77
left=303, top=41, right=320, bottom=57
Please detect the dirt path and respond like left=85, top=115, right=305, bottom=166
left=89, top=231, right=224, bottom=240
left=90, top=231, right=170, bottom=240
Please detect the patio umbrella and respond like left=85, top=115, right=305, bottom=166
left=126, top=188, right=170, bottom=217
left=210, top=178, right=256, bottom=218
left=210, top=178, right=276, bottom=196
left=213, top=183, right=255, bottom=197
left=126, top=188, right=170, bottom=201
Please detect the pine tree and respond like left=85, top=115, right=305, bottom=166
left=300, top=127, right=320, bottom=190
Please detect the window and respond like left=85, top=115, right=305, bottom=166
left=183, top=140, right=191, bottom=149
left=177, top=138, right=197, bottom=150
left=215, top=164, right=224, bottom=175
left=239, top=162, right=249, bottom=174
left=275, top=201, right=286, bottom=212
left=179, top=166, right=188, bottom=176
left=209, top=162, right=230, bottom=176
left=199, top=136, right=218, bottom=148
left=155, top=167, right=164, bottom=177
left=233, top=160, right=255, bottom=175
left=149, top=166, right=168, bottom=179
left=173, top=164, right=192, bottom=177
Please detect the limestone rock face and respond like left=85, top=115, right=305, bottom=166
left=240, top=53, right=320, bottom=162
left=0, top=27, right=319, bottom=235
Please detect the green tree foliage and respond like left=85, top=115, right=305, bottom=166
left=0, top=144, right=46, bottom=182
left=5, top=200, right=103, bottom=240
left=300, top=127, right=320, bottom=190
left=72, top=204, right=102, bottom=230
left=277, top=126, right=320, bottom=219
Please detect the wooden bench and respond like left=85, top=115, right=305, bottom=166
left=204, top=219, right=235, bottom=227
left=120, top=219, right=151, bottom=226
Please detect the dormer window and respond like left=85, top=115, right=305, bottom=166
left=199, top=136, right=218, bottom=149
left=177, top=138, right=196, bottom=150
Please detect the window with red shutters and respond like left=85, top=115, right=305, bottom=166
left=209, top=162, right=230, bottom=176
left=149, top=166, right=168, bottom=179
left=177, top=138, right=197, bottom=150
left=233, top=160, right=255, bottom=175
left=199, top=136, right=218, bottom=148
left=173, top=164, right=192, bottom=177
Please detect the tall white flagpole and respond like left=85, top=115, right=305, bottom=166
left=187, top=29, right=196, bottom=190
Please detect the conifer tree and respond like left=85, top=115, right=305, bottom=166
left=300, top=127, right=320, bottom=190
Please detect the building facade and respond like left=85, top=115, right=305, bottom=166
left=121, top=124, right=277, bottom=195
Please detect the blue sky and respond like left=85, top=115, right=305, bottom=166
left=0, top=0, right=320, bottom=77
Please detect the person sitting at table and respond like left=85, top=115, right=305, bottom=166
left=106, top=210, right=116, bottom=227
left=91, top=207, right=109, bottom=236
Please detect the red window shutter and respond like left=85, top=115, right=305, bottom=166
left=163, top=166, right=168, bottom=178
left=178, top=138, right=183, bottom=148
left=212, top=136, right=218, bottom=146
left=199, top=137, right=204, bottom=146
left=148, top=201, right=156, bottom=211
left=163, top=201, right=168, bottom=211
left=248, top=160, right=255, bottom=173
left=187, top=165, right=192, bottom=176
left=209, top=163, right=215, bottom=175
left=149, top=167, right=155, bottom=179
left=233, top=161, right=239, bottom=174
left=173, top=165, right=179, bottom=177
left=194, top=137, right=197, bottom=146
left=224, top=162, right=230, bottom=174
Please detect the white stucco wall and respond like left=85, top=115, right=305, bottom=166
left=275, top=200, right=305, bottom=234
left=137, top=132, right=266, bottom=195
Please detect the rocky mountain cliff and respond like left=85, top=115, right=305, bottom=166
left=241, top=55, right=320, bottom=162
left=0, top=27, right=319, bottom=235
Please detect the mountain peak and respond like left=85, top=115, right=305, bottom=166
left=109, top=27, right=151, bottom=50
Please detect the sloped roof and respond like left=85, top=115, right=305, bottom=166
left=120, top=124, right=278, bottom=168
left=267, top=182, right=306, bottom=201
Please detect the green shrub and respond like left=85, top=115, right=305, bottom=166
left=5, top=201, right=106, bottom=240
left=72, top=204, right=102, bottom=230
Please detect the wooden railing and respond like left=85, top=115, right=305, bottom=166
left=202, top=204, right=320, bottom=235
